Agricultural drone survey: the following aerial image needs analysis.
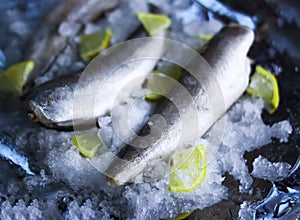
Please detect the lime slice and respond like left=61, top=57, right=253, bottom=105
left=169, top=145, right=207, bottom=193
left=80, top=28, right=112, bottom=60
left=168, top=211, right=194, bottom=220
left=0, top=60, right=34, bottom=94
left=136, top=12, right=171, bottom=36
left=145, top=65, right=182, bottom=101
left=72, top=133, right=102, bottom=158
left=198, top=34, right=213, bottom=42
left=0, top=74, right=17, bottom=94
left=246, top=65, right=279, bottom=114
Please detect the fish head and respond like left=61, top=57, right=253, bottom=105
left=20, top=75, right=79, bottom=130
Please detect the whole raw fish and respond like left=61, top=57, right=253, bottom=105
left=22, top=31, right=166, bottom=130
left=106, top=25, right=255, bottom=186
left=25, top=0, right=120, bottom=87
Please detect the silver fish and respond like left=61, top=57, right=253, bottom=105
left=105, top=25, right=255, bottom=186
left=25, top=0, right=120, bottom=87
left=22, top=31, right=167, bottom=130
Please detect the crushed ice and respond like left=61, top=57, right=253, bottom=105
left=0, top=0, right=295, bottom=219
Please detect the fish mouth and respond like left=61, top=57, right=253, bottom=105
left=21, top=99, right=97, bottom=131
left=20, top=100, right=57, bottom=128
left=20, top=100, right=38, bottom=122
left=106, top=177, right=119, bottom=187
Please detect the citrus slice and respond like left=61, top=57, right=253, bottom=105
left=0, top=60, right=34, bottom=94
left=136, top=12, right=171, bottom=36
left=80, top=28, right=112, bottom=60
left=169, top=145, right=207, bottom=193
left=145, top=65, right=182, bottom=101
left=72, top=133, right=102, bottom=158
left=169, top=211, right=194, bottom=220
left=198, top=34, right=213, bottom=42
left=246, top=65, right=279, bottom=114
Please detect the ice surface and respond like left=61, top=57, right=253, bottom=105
left=0, top=0, right=295, bottom=219
left=0, top=0, right=56, bottom=66
left=34, top=40, right=80, bottom=85
left=174, top=2, right=205, bottom=25
left=169, top=20, right=205, bottom=50
left=58, top=21, right=81, bottom=37
left=0, top=200, right=44, bottom=220
left=9, top=20, right=29, bottom=36
left=238, top=201, right=256, bottom=220
left=215, top=98, right=292, bottom=192
left=46, top=146, right=105, bottom=190
left=184, top=18, right=224, bottom=38
left=166, top=4, right=218, bottom=51
left=107, top=0, right=149, bottom=44
left=251, top=155, right=291, bottom=181
left=147, top=0, right=172, bottom=14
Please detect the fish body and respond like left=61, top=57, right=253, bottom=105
left=105, top=25, right=255, bottom=186
left=25, top=0, right=120, bottom=87
left=22, top=31, right=166, bottom=130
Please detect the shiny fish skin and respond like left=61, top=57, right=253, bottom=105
left=106, top=25, right=255, bottom=186
left=22, top=31, right=167, bottom=130
left=21, top=74, right=80, bottom=130
left=25, top=0, right=120, bottom=88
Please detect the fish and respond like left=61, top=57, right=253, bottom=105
left=105, top=25, right=255, bottom=186
left=22, top=30, right=167, bottom=130
left=24, top=0, right=120, bottom=87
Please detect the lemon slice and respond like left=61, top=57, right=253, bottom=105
left=72, top=133, right=102, bottom=158
left=136, top=12, right=171, bottom=36
left=169, top=211, right=194, bottom=220
left=145, top=65, right=182, bottom=101
left=169, top=145, right=207, bottom=193
left=0, top=60, right=34, bottom=94
left=247, top=65, right=279, bottom=114
left=198, top=34, right=213, bottom=42
left=80, top=28, right=112, bottom=60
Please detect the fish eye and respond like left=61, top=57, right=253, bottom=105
left=27, top=112, right=36, bottom=121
